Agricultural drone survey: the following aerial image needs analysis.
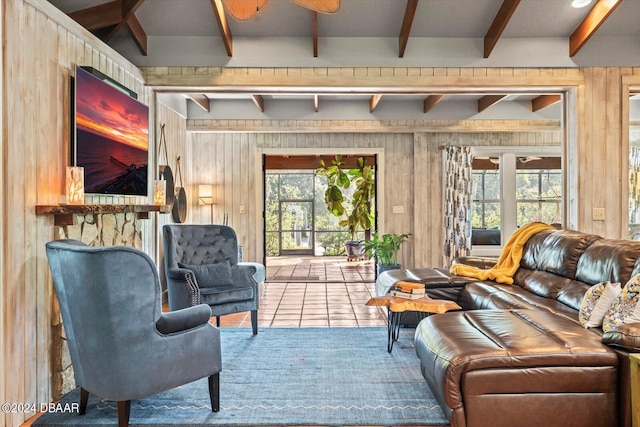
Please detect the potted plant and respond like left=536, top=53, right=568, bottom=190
left=316, top=155, right=375, bottom=259
left=362, top=232, right=412, bottom=275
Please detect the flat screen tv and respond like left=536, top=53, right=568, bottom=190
left=73, top=65, right=149, bottom=196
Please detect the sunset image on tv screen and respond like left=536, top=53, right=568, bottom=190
left=74, top=66, right=149, bottom=195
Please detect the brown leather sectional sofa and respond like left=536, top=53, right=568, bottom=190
left=377, top=228, right=640, bottom=427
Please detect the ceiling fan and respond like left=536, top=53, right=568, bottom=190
left=222, top=0, right=340, bottom=21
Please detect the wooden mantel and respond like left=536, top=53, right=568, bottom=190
left=35, top=204, right=171, bottom=226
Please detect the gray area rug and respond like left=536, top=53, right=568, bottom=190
left=34, top=327, right=448, bottom=426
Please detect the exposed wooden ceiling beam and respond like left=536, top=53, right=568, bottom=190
left=478, top=95, right=507, bottom=113
left=369, top=95, right=383, bottom=112
left=252, top=95, right=265, bottom=112
left=211, top=0, right=233, bottom=57
left=68, top=0, right=122, bottom=31
left=67, top=0, right=148, bottom=55
left=569, top=0, right=622, bottom=57
left=423, top=95, right=445, bottom=113
left=125, top=15, right=147, bottom=56
left=531, top=94, right=561, bottom=112
left=103, top=0, right=147, bottom=42
left=314, top=94, right=319, bottom=112
left=188, top=94, right=211, bottom=112
left=398, top=0, right=419, bottom=58
left=484, top=0, right=520, bottom=58
left=312, top=11, right=318, bottom=57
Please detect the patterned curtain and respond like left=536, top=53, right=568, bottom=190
left=443, top=146, right=473, bottom=267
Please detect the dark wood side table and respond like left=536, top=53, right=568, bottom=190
left=366, top=295, right=461, bottom=352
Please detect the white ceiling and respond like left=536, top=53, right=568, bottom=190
left=48, top=0, right=640, bottom=121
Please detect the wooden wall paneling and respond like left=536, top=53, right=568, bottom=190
left=215, top=134, right=228, bottom=225
left=579, top=68, right=593, bottom=231
left=2, top=2, right=153, bottom=420
left=412, top=133, right=429, bottom=267
left=223, top=133, right=233, bottom=228
left=34, top=7, right=55, bottom=406
left=5, top=1, right=28, bottom=424
left=248, top=133, right=261, bottom=262
left=0, top=0, right=5, bottom=417
left=24, top=3, right=39, bottom=409
left=605, top=67, right=623, bottom=237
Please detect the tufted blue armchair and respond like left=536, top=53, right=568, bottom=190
left=163, top=224, right=260, bottom=335
left=45, top=239, right=221, bottom=427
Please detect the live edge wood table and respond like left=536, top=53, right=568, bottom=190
left=366, top=295, right=461, bottom=352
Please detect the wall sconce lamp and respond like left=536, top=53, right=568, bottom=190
left=198, top=184, right=216, bottom=205
left=66, top=166, right=85, bottom=205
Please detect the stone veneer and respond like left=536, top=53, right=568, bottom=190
left=51, top=213, right=143, bottom=398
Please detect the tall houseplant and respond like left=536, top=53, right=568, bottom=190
left=362, top=232, right=412, bottom=275
left=316, top=155, right=375, bottom=258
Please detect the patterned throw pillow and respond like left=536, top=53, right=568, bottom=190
left=584, top=282, right=621, bottom=328
left=579, top=282, right=607, bottom=327
left=602, top=274, right=640, bottom=332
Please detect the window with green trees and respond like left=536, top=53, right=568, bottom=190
left=265, top=170, right=367, bottom=256
left=471, top=154, right=562, bottom=249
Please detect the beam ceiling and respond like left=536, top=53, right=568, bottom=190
left=570, top=0, right=622, bottom=57
left=484, top=0, right=520, bottom=58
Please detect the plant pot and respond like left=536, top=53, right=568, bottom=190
left=345, top=240, right=365, bottom=261
left=377, top=264, right=401, bottom=276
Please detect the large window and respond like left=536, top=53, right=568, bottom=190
left=471, top=151, right=562, bottom=253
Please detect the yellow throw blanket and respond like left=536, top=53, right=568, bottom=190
left=449, top=222, right=555, bottom=285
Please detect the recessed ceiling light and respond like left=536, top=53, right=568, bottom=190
left=571, top=0, right=593, bottom=8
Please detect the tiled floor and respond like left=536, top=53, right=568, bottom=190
left=216, top=256, right=387, bottom=328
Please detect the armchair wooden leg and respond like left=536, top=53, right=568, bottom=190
left=117, top=400, right=131, bottom=427
left=251, top=310, right=258, bottom=335
left=209, top=373, right=220, bottom=412
left=79, top=388, right=89, bottom=415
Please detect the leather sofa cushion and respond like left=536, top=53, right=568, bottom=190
left=414, top=309, right=618, bottom=412
left=519, top=229, right=601, bottom=279
left=575, top=238, right=640, bottom=286
left=602, top=322, right=640, bottom=351
left=461, top=281, right=583, bottom=322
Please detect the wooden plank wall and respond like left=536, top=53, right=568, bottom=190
left=154, top=102, right=189, bottom=290
left=188, top=131, right=559, bottom=269
left=2, top=1, right=153, bottom=424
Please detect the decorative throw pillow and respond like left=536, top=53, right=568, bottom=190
left=579, top=282, right=606, bottom=327
left=582, top=282, right=621, bottom=328
left=602, top=274, right=640, bottom=332
left=178, top=260, right=234, bottom=288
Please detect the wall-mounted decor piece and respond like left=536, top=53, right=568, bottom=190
left=157, top=124, right=175, bottom=208
left=72, top=66, right=149, bottom=196
left=172, top=156, right=187, bottom=223
left=65, top=166, right=84, bottom=205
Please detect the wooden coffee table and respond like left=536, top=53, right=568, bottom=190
left=366, top=294, right=461, bottom=352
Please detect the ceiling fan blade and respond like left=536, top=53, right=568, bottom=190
left=290, top=0, right=340, bottom=14
left=222, top=0, right=269, bottom=21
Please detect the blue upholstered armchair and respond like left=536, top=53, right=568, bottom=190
left=163, top=224, right=260, bottom=335
left=45, top=239, right=221, bottom=427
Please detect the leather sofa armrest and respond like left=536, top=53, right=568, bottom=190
left=602, top=323, right=640, bottom=352
left=453, top=256, right=498, bottom=269
left=156, top=304, right=212, bottom=334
